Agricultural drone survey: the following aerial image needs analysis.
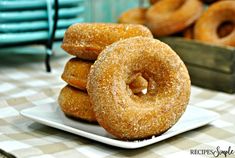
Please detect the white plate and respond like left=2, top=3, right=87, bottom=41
left=20, top=103, right=219, bottom=149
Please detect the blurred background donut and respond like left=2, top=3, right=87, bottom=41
left=194, top=0, right=235, bottom=46
left=145, top=0, right=203, bottom=37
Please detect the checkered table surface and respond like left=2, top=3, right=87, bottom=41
left=0, top=50, right=235, bottom=158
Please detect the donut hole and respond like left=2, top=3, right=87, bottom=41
left=217, top=21, right=234, bottom=38
left=127, top=73, right=148, bottom=95
left=127, top=72, right=160, bottom=96
left=125, top=56, right=176, bottom=101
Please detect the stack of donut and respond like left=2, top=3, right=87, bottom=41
left=58, top=23, right=191, bottom=140
left=58, top=23, right=153, bottom=122
left=118, top=0, right=235, bottom=47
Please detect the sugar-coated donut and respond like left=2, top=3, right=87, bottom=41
left=62, top=57, right=148, bottom=93
left=87, top=37, right=191, bottom=140
left=118, top=8, right=147, bottom=25
left=61, top=23, right=153, bottom=60
left=61, top=58, right=92, bottom=91
left=194, top=1, right=235, bottom=46
left=58, top=85, right=96, bottom=122
left=146, top=0, right=203, bottom=37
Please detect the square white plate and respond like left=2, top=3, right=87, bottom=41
left=20, top=103, right=219, bottom=149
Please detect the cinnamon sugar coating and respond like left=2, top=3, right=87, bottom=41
left=87, top=37, right=191, bottom=140
left=58, top=85, right=96, bottom=122
left=62, top=58, right=92, bottom=91
left=61, top=23, right=153, bottom=60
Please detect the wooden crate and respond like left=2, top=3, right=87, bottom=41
left=159, top=37, right=235, bottom=93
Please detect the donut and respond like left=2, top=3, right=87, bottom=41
left=61, top=23, right=153, bottom=60
left=118, top=8, right=147, bottom=25
left=58, top=85, right=96, bottom=122
left=87, top=37, right=191, bottom=140
left=183, top=22, right=234, bottom=40
left=194, top=1, right=235, bottom=46
left=61, top=58, right=92, bottom=91
left=145, top=0, right=203, bottom=37
left=62, top=57, right=148, bottom=93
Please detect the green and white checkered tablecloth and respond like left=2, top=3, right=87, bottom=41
left=0, top=51, right=234, bottom=158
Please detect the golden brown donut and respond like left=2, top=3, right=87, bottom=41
left=194, top=1, right=235, bottom=46
left=61, top=23, right=153, bottom=60
left=61, top=57, right=148, bottom=93
left=183, top=22, right=234, bottom=39
left=61, top=58, right=92, bottom=91
left=145, top=0, right=203, bottom=37
left=118, top=8, right=147, bottom=25
left=87, top=37, right=191, bottom=140
left=58, top=85, right=96, bottom=122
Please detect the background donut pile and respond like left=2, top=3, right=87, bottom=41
left=58, top=23, right=153, bottom=126
left=58, top=24, right=152, bottom=123
left=118, top=0, right=235, bottom=47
